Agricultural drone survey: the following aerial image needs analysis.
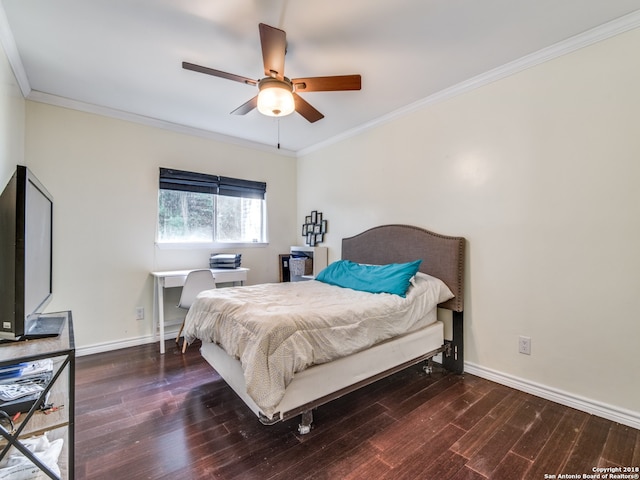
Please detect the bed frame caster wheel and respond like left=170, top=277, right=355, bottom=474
left=298, top=424, right=311, bottom=435
left=423, top=358, right=434, bottom=376
left=298, top=410, right=313, bottom=434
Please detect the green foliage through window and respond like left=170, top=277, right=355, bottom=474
left=157, top=168, right=266, bottom=244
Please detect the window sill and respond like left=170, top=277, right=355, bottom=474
left=155, top=242, right=269, bottom=250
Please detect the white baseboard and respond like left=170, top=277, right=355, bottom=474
left=76, top=331, right=177, bottom=357
left=464, top=362, right=640, bottom=430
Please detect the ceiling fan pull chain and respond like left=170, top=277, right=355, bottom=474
left=277, top=119, right=281, bottom=150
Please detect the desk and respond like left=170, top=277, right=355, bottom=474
left=151, top=268, right=249, bottom=353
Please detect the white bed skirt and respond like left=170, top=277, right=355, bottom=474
left=200, top=319, right=444, bottom=422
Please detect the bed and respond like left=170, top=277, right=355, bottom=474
left=183, top=224, right=465, bottom=433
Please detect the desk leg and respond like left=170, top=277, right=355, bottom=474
left=156, top=278, right=166, bottom=354
left=152, top=278, right=158, bottom=343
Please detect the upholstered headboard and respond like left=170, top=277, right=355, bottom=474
left=342, top=224, right=465, bottom=312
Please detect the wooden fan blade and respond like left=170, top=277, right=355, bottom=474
left=292, top=75, right=361, bottom=92
left=231, top=96, right=258, bottom=115
left=182, top=62, right=257, bottom=86
left=293, top=93, right=324, bottom=123
left=258, top=23, right=286, bottom=80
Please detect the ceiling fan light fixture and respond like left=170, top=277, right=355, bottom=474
left=257, top=77, right=295, bottom=117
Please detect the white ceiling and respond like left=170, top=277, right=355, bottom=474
left=2, top=0, right=640, bottom=154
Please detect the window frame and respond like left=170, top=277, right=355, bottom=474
left=156, top=168, right=268, bottom=249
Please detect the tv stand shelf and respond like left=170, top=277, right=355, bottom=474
left=0, top=311, right=74, bottom=479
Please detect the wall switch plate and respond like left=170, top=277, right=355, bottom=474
left=519, top=336, right=531, bottom=355
left=136, top=306, right=145, bottom=320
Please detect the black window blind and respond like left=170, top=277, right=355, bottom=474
left=159, top=168, right=266, bottom=199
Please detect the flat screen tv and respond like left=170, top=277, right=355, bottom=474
left=0, top=165, right=54, bottom=340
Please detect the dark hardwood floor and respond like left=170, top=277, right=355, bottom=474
left=75, top=340, right=640, bottom=479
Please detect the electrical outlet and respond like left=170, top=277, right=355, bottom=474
left=136, top=306, right=145, bottom=320
left=519, top=336, right=531, bottom=355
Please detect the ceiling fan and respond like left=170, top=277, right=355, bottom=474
left=182, top=23, right=361, bottom=123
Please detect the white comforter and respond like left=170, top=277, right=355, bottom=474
left=183, top=272, right=453, bottom=418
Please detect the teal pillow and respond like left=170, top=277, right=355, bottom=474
left=315, top=259, right=422, bottom=297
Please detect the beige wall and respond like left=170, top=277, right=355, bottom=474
left=24, top=103, right=298, bottom=349
left=297, top=29, right=640, bottom=415
left=0, top=38, right=24, bottom=184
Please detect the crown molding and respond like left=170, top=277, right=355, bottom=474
left=1, top=0, right=294, bottom=157
left=298, top=10, right=640, bottom=157
left=4, top=3, right=639, bottom=158
left=26, top=90, right=297, bottom=157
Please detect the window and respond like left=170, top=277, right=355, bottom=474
left=157, top=168, right=267, bottom=245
